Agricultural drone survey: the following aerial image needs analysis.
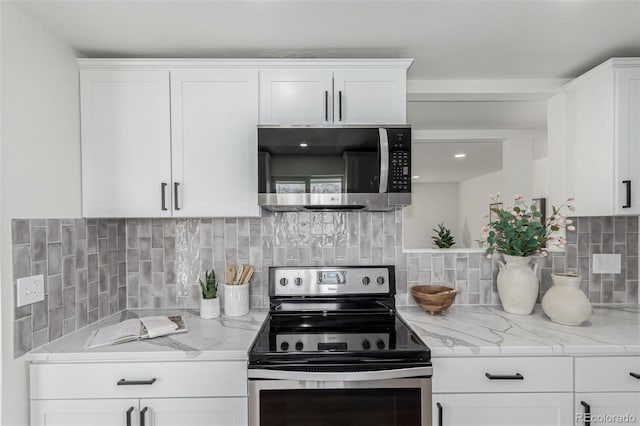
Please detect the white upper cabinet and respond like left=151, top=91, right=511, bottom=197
left=259, top=70, right=333, bottom=125
left=333, top=69, right=406, bottom=124
left=171, top=70, right=259, bottom=217
left=80, top=70, right=172, bottom=218
left=259, top=63, right=409, bottom=125
left=80, top=59, right=411, bottom=217
left=549, top=58, right=640, bottom=216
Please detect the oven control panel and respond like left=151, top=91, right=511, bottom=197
left=271, top=266, right=392, bottom=297
left=276, top=333, right=390, bottom=352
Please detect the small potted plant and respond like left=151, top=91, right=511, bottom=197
left=482, top=193, right=575, bottom=315
left=432, top=222, right=455, bottom=249
left=199, top=270, right=220, bottom=319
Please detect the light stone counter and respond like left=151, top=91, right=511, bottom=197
left=27, top=309, right=267, bottom=363
left=398, top=305, right=640, bottom=357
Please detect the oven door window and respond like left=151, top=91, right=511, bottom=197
left=259, top=388, right=422, bottom=426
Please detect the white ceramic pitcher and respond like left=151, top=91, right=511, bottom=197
left=497, top=254, right=539, bottom=315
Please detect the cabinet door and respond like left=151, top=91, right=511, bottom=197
left=171, top=70, right=259, bottom=217
left=259, top=70, right=333, bottom=124
left=433, top=393, right=573, bottom=426
left=80, top=70, right=172, bottom=218
left=615, top=67, right=640, bottom=215
left=139, top=398, right=247, bottom=426
left=333, top=69, right=406, bottom=124
left=575, top=393, right=640, bottom=426
left=31, top=399, right=138, bottom=426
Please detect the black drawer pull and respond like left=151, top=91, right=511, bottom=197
left=117, top=378, right=157, bottom=386
left=436, top=402, right=443, bottom=426
left=161, top=183, right=168, bottom=211
left=485, top=373, right=524, bottom=380
left=631, top=372, right=640, bottom=379
left=580, top=401, right=591, bottom=426
left=174, top=182, right=180, bottom=211
left=623, top=180, right=631, bottom=208
left=126, top=407, right=134, bottom=426
left=140, top=407, right=149, bottom=426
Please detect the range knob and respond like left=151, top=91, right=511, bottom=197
left=280, top=342, right=289, bottom=351
left=279, top=277, right=288, bottom=286
left=376, top=339, right=386, bottom=350
left=376, top=276, right=385, bottom=285
left=362, top=339, right=371, bottom=350
left=361, top=276, right=371, bottom=286
left=295, top=341, right=304, bottom=351
left=294, top=277, right=303, bottom=286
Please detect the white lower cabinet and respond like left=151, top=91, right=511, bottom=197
left=433, top=393, right=574, bottom=426
left=140, top=398, right=247, bottom=426
left=29, top=361, right=248, bottom=426
left=574, top=393, right=640, bottom=426
left=31, top=399, right=138, bottom=426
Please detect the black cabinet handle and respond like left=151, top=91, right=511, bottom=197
left=161, top=183, right=168, bottom=211
left=338, top=91, right=343, bottom=121
left=623, top=180, right=632, bottom=208
left=174, top=182, right=180, bottom=211
left=126, top=407, right=134, bottom=426
left=324, top=91, right=329, bottom=121
left=140, top=407, right=148, bottom=426
left=631, top=372, right=640, bottom=379
left=436, top=402, right=443, bottom=426
left=117, top=378, right=157, bottom=386
left=485, top=373, right=524, bottom=380
left=580, top=401, right=591, bottom=426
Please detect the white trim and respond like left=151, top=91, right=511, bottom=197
left=407, top=78, right=569, bottom=102
left=412, top=128, right=546, bottom=142
left=77, top=58, right=414, bottom=70
left=563, top=57, right=640, bottom=90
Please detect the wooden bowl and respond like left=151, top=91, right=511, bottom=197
left=411, top=285, right=459, bottom=315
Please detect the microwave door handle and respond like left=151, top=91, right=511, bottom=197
left=379, top=128, right=389, bottom=193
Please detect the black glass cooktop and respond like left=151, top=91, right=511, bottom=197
left=248, top=310, right=430, bottom=371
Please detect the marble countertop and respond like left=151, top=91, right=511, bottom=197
left=27, top=309, right=268, bottom=363
left=398, top=305, right=640, bottom=357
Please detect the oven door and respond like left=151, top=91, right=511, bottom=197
left=248, top=367, right=432, bottom=426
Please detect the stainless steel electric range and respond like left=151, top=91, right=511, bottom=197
left=248, top=265, right=432, bottom=426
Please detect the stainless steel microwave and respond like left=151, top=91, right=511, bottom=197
left=257, top=126, right=411, bottom=211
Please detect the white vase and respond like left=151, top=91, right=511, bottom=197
left=200, top=297, right=220, bottom=319
left=223, top=283, right=250, bottom=317
left=497, top=254, right=539, bottom=315
left=542, top=273, right=592, bottom=325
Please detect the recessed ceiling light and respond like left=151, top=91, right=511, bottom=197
left=299, top=143, right=308, bottom=148
left=412, top=175, right=420, bottom=179
left=454, top=153, right=466, bottom=158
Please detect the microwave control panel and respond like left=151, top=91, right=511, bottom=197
left=388, top=128, right=411, bottom=193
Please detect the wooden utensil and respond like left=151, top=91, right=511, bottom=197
left=242, top=265, right=255, bottom=284
left=235, top=264, right=245, bottom=284
left=239, top=264, right=253, bottom=284
left=226, top=264, right=236, bottom=285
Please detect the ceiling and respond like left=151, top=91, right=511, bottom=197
left=12, top=0, right=640, bottom=80
left=412, top=141, right=503, bottom=183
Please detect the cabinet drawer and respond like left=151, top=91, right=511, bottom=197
left=575, top=356, right=640, bottom=392
left=30, top=361, right=247, bottom=400
left=432, top=357, right=573, bottom=393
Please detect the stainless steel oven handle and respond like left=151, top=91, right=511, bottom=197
left=248, top=366, right=432, bottom=381
left=378, top=128, right=389, bottom=193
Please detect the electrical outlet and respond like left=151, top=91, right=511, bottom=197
left=17, top=274, right=45, bottom=307
left=592, top=254, right=622, bottom=274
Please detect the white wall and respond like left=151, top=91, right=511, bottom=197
left=403, top=183, right=458, bottom=249
left=1, top=3, right=81, bottom=424
left=457, top=170, right=502, bottom=248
